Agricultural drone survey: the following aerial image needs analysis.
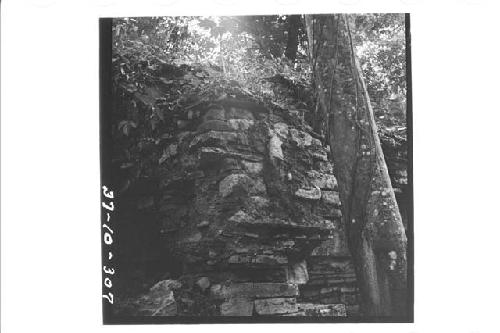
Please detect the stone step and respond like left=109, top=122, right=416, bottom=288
left=211, top=282, right=299, bottom=300
left=283, top=303, right=347, bottom=317
left=254, top=297, right=298, bottom=315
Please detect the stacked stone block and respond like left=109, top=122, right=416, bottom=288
left=119, top=97, right=359, bottom=317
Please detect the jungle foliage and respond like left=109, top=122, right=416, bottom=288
left=111, top=14, right=407, bottom=198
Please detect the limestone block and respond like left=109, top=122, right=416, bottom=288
left=211, top=282, right=299, bottom=300
left=254, top=254, right=288, bottom=265
left=307, top=170, right=338, bottom=189
left=320, top=287, right=337, bottom=294
left=228, top=210, right=253, bottom=224
left=248, top=196, right=270, bottom=210
left=269, top=134, right=284, bottom=160
left=190, top=130, right=246, bottom=148
left=228, top=254, right=288, bottom=265
left=316, top=161, right=334, bottom=173
left=295, top=186, right=321, bottom=200
left=252, top=283, right=299, bottom=298
left=150, top=279, right=182, bottom=292
left=312, top=151, right=328, bottom=161
left=197, top=120, right=234, bottom=133
left=311, top=238, right=351, bottom=257
left=311, top=137, right=322, bottom=146
left=199, top=147, right=263, bottom=165
left=297, top=303, right=347, bottom=317
left=241, top=160, right=263, bottom=174
left=221, top=298, right=254, bottom=316
left=228, top=255, right=252, bottom=264
left=254, top=298, right=298, bottom=315
left=340, top=286, right=357, bottom=293
left=212, top=283, right=253, bottom=299
left=228, top=118, right=255, bottom=131
left=286, top=260, right=309, bottom=284
left=321, top=191, right=341, bottom=206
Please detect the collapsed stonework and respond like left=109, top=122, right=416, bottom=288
left=115, top=97, right=360, bottom=317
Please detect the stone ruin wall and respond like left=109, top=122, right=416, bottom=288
left=118, top=98, right=360, bottom=317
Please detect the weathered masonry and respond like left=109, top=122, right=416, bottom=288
left=115, top=97, right=360, bottom=317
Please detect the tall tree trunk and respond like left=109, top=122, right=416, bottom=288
left=285, top=15, right=301, bottom=61
left=304, top=14, right=408, bottom=318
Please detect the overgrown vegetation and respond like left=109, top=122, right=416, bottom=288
left=110, top=15, right=409, bottom=317
left=111, top=15, right=407, bottom=190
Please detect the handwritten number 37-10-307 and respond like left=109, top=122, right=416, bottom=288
left=102, top=186, right=115, bottom=305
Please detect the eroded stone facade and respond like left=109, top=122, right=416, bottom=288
left=118, top=98, right=360, bottom=317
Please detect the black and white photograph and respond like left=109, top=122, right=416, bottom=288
left=4, top=1, right=500, bottom=332
left=100, top=14, right=412, bottom=323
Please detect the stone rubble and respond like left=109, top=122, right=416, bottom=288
left=119, top=98, right=359, bottom=317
